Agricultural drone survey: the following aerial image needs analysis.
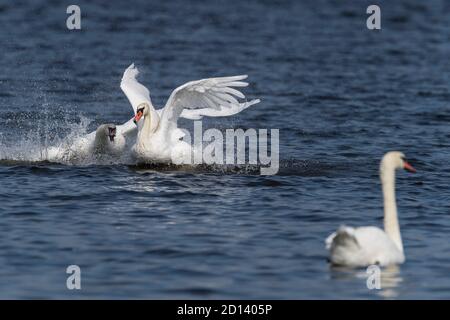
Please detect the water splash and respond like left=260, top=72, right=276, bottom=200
left=0, top=107, right=330, bottom=174
left=0, top=103, right=92, bottom=164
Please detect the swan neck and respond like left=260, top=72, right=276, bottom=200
left=138, top=108, right=157, bottom=144
left=381, top=167, right=404, bottom=252
left=94, top=130, right=108, bottom=151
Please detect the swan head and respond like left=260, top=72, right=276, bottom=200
left=133, top=102, right=150, bottom=124
left=96, top=124, right=117, bottom=142
left=381, top=151, right=416, bottom=174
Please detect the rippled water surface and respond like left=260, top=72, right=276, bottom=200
left=0, top=0, right=449, bottom=299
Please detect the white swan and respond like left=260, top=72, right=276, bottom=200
left=325, top=151, right=416, bottom=267
left=120, top=63, right=260, bottom=164
left=90, top=123, right=128, bottom=155
left=47, top=119, right=136, bottom=163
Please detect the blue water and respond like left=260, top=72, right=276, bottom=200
left=1, top=0, right=449, bottom=299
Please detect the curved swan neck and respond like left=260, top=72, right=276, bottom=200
left=381, top=166, right=404, bottom=252
left=137, top=106, right=159, bottom=145
left=140, top=113, right=153, bottom=137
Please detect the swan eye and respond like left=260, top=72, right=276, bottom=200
left=137, top=107, right=145, bottom=114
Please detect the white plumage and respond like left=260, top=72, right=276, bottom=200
left=326, top=151, right=415, bottom=267
left=326, top=226, right=404, bottom=267
left=47, top=122, right=135, bottom=163
left=47, top=63, right=259, bottom=164
left=120, top=63, right=260, bottom=164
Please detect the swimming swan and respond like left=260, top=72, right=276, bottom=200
left=325, top=151, right=416, bottom=267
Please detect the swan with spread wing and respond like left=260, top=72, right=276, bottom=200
left=120, top=63, right=260, bottom=164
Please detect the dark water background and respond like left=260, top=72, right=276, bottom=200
left=0, top=0, right=449, bottom=299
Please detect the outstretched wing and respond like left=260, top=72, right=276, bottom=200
left=159, top=75, right=259, bottom=136
left=180, top=99, right=260, bottom=120
left=120, top=63, right=152, bottom=114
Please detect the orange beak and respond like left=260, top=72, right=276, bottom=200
left=134, top=110, right=143, bottom=124
left=404, top=161, right=416, bottom=173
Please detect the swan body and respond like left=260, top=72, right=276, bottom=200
left=91, top=124, right=126, bottom=156
left=120, top=63, right=260, bottom=164
left=47, top=120, right=136, bottom=163
left=326, top=151, right=416, bottom=267
left=326, top=226, right=404, bottom=267
left=47, top=63, right=259, bottom=164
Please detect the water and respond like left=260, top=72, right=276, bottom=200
left=0, top=0, right=449, bottom=299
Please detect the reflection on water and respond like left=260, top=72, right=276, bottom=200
left=329, top=264, right=403, bottom=299
left=377, top=265, right=403, bottom=299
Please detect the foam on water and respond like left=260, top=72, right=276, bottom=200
left=0, top=104, right=93, bottom=164
left=0, top=105, right=285, bottom=171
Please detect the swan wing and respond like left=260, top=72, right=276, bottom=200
left=354, top=227, right=404, bottom=263
left=326, top=226, right=364, bottom=266
left=159, top=75, right=257, bottom=135
left=326, top=226, right=360, bottom=250
left=120, top=63, right=152, bottom=115
left=180, top=99, right=260, bottom=120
